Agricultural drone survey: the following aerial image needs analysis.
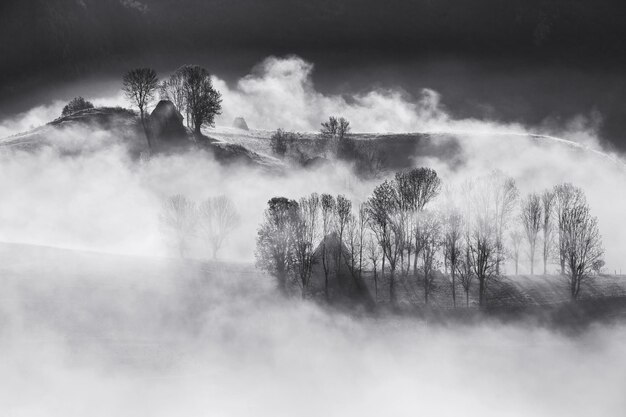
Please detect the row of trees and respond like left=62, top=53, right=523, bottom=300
left=514, top=184, right=604, bottom=298
left=256, top=168, right=604, bottom=306
left=121, top=65, right=223, bottom=149
left=160, top=194, right=240, bottom=260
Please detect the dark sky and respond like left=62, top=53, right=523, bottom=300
left=2, top=0, right=626, bottom=149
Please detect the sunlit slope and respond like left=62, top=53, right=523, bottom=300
left=208, top=126, right=625, bottom=172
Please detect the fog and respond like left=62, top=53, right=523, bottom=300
left=1, top=56, right=625, bottom=269
left=1, top=55, right=626, bottom=416
left=1, top=243, right=625, bottom=417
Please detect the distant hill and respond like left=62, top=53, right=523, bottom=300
left=206, top=127, right=626, bottom=175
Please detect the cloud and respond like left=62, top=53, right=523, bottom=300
left=0, top=101, right=65, bottom=139
left=213, top=55, right=529, bottom=135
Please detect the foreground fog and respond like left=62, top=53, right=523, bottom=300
left=0, top=243, right=625, bottom=417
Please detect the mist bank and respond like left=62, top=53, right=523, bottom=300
left=1, top=55, right=625, bottom=272
left=0, top=242, right=624, bottom=417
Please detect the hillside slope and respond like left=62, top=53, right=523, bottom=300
left=207, top=126, right=626, bottom=173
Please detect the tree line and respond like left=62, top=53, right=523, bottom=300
left=255, top=168, right=604, bottom=306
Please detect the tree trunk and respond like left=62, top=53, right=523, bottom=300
left=380, top=254, right=385, bottom=292
left=466, top=290, right=469, bottom=307
left=571, top=274, right=581, bottom=300
left=373, top=267, right=378, bottom=302
left=451, top=269, right=456, bottom=308
left=413, top=243, right=418, bottom=276
left=495, top=248, right=500, bottom=276
left=389, top=269, right=396, bottom=304
left=478, top=277, right=485, bottom=307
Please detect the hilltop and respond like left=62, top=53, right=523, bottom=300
left=0, top=105, right=279, bottom=170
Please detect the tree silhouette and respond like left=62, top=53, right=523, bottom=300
left=198, top=195, right=240, bottom=260
left=122, top=68, right=159, bottom=149
left=521, top=193, right=542, bottom=275
left=181, top=65, right=222, bottom=137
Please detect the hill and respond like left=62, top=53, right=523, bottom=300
left=0, top=106, right=280, bottom=170
left=206, top=126, right=626, bottom=175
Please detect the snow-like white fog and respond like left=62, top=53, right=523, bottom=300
left=1, top=243, right=625, bottom=417
left=1, top=55, right=626, bottom=417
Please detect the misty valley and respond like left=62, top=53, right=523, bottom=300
left=1, top=57, right=626, bottom=417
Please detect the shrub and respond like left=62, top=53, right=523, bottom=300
left=62, top=97, right=94, bottom=116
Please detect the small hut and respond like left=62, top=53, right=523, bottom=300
left=309, top=233, right=373, bottom=307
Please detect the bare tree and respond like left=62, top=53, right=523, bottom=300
left=344, top=211, right=359, bottom=279
left=465, top=178, right=500, bottom=307
left=320, top=116, right=339, bottom=138
left=443, top=208, right=463, bottom=307
left=122, top=68, right=159, bottom=149
left=320, top=194, right=336, bottom=300
left=320, top=116, right=350, bottom=157
left=292, top=193, right=320, bottom=298
left=365, top=235, right=382, bottom=301
left=418, top=210, right=441, bottom=304
left=468, top=218, right=499, bottom=307
left=356, top=204, right=368, bottom=281
left=456, top=246, right=475, bottom=307
left=367, top=180, right=402, bottom=303
left=509, top=230, right=522, bottom=275
left=334, top=195, right=352, bottom=279
left=394, top=168, right=441, bottom=276
left=181, top=65, right=222, bottom=137
left=159, top=67, right=187, bottom=118
left=160, top=195, right=197, bottom=258
left=337, top=117, right=350, bottom=139
left=521, top=193, right=542, bottom=275
left=541, top=190, right=555, bottom=274
left=561, top=199, right=604, bottom=300
left=490, top=171, right=518, bottom=275
left=553, top=183, right=585, bottom=275
left=255, top=197, right=299, bottom=294
left=198, top=195, right=240, bottom=260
